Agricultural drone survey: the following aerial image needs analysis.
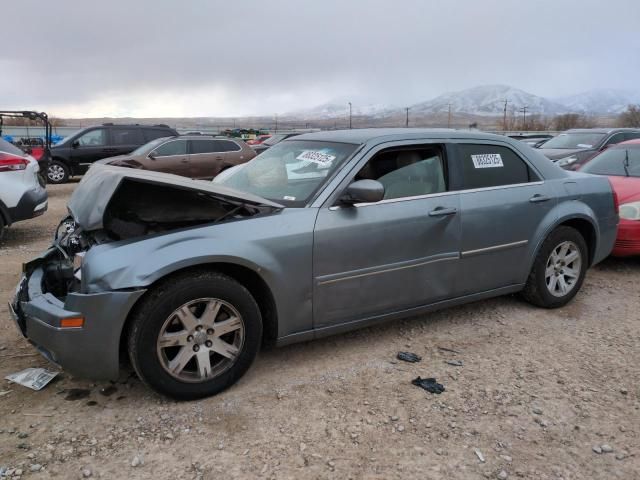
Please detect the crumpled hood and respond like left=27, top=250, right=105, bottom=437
left=68, top=164, right=283, bottom=231
left=539, top=147, right=590, bottom=160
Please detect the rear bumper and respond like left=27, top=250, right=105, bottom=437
left=612, top=220, right=640, bottom=257
left=10, top=249, right=145, bottom=380
left=6, top=186, right=48, bottom=224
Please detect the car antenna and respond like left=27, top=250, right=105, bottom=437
left=624, top=149, right=630, bottom=177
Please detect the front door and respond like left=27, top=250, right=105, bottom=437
left=146, top=139, right=190, bottom=176
left=454, top=142, right=556, bottom=294
left=70, top=127, right=110, bottom=172
left=312, top=143, right=461, bottom=329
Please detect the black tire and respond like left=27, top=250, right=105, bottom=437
left=47, top=160, right=70, bottom=184
left=127, top=270, right=262, bottom=400
left=522, top=226, right=588, bottom=308
left=0, top=216, right=5, bottom=242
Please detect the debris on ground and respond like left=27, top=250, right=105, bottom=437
left=5, top=368, right=58, bottom=391
left=397, top=351, right=422, bottom=363
left=437, top=346, right=460, bottom=354
left=411, top=376, right=445, bottom=394
left=474, top=448, right=486, bottom=463
left=444, top=360, right=463, bottom=366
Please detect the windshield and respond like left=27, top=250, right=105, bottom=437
left=131, top=137, right=171, bottom=155
left=542, top=132, right=606, bottom=149
left=217, top=140, right=358, bottom=206
left=582, top=147, right=640, bottom=177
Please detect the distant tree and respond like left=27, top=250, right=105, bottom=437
left=553, top=113, right=594, bottom=131
left=617, top=105, right=640, bottom=128
left=525, top=115, right=552, bottom=131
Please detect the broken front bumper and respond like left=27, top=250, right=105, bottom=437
left=9, top=249, right=146, bottom=380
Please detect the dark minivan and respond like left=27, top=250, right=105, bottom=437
left=47, top=123, right=178, bottom=183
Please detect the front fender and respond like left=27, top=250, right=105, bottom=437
left=81, top=209, right=318, bottom=338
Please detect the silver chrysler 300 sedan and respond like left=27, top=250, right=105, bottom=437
left=10, top=129, right=618, bottom=399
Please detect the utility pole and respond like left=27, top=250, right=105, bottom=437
left=519, top=106, right=528, bottom=130
left=503, top=99, right=510, bottom=132
left=274, top=113, right=278, bottom=132
left=405, top=107, right=409, bottom=127
left=447, top=103, right=452, bottom=128
left=348, top=102, right=352, bottom=129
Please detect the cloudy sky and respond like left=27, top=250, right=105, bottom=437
left=1, top=0, right=639, bottom=118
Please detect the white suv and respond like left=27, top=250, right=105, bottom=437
left=0, top=138, right=48, bottom=240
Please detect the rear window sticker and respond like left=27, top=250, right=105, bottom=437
left=471, top=153, right=504, bottom=168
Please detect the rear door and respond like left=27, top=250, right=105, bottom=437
left=111, top=127, right=145, bottom=156
left=454, top=142, right=556, bottom=294
left=188, top=139, right=225, bottom=178
left=148, top=139, right=190, bottom=176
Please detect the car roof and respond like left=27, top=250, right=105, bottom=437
left=615, top=139, right=640, bottom=146
left=289, top=128, right=509, bottom=145
left=564, top=128, right=640, bottom=134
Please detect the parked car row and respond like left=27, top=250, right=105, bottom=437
left=10, top=129, right=619, bottom=399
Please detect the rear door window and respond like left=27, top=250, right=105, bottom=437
left=111, top=128, right=144, bottom=145
left=458, top=144, right=538, bottom=190
left=153, top=140, right=187, bottom=157
left=213, top=140, right=241, bottom=152
left=190, top=139, right=219, bottom=154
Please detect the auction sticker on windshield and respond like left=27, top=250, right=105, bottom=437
left=296, top=150, right=336, bottom=166
left=471, top=153, right=503, bottom=168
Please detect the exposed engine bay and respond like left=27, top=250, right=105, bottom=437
left=40, top=170, right=282, bottom=299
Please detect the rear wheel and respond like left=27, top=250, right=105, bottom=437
left=0, top=216, right=5, bottom=241
left=47, top=161, right=70, bottom=184
left=127, top=271, right=262, bottom=400
left=522, top=226, right=588, bottom=308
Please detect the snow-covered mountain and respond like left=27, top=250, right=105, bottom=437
left=286, top=85, right=640, bottom=120
left=287, top=102, right=396, bottom=120
left=553, top=89, right=640, bottom=114
left=409, top=85, right=567, bottom=116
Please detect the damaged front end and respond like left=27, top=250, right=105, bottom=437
left=10, top=165, right=283, bottom=379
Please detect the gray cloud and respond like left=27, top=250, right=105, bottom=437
left=1, top=0, right=639, bottom=117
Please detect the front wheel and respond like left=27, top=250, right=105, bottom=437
left=127, top=271, right=262, bottom=400
left=47, top=161, right=70, bottom=184
left=522, top=226, right=588, bottom=308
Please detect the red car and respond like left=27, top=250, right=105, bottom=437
left=246, top=134, right=271, bottom=146
left=581, top=139, right=640, bottom=256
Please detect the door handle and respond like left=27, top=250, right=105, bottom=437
left=529, top=194, right=550, bottom=203
left=181, top=159, right=189, bottom=163
left=429, top=207, right=458, bottom=217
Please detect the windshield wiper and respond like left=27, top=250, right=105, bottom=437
left=624, top=150, right=630, bottom=177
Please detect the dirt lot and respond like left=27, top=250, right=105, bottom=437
left=0, top=183, right=639, bottom=480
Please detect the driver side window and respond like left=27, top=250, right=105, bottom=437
left=355, top=146, right=447, bottom=200
left=76, top=129, right=106, bottom=147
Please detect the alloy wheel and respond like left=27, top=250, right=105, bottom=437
left=544, top=240, right=582, bottom=298
left=48, top=164, right=66, bottom=182
left=156, top=298, right=245, bottom=383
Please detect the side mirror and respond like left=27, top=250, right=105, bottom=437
left=341, top=179, right=385, bottom=205
left=148, top=151, right=157, bottom=159
left=72, top=140, right=80, bottom=148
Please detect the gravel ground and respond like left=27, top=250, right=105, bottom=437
left=0, top=183, right=639, bottom=479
